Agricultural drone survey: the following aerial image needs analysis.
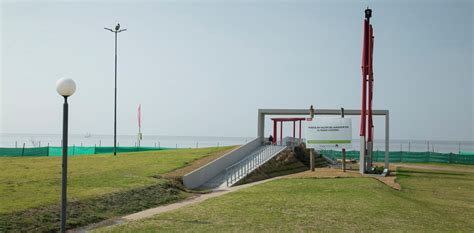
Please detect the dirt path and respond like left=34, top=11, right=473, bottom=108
left=285, top=168, right=401, bottom=190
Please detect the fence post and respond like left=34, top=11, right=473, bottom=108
left=73, top=144, right=76, bottom=155
left=427, top=141, right=430, bottom=162
left=400, top=144, right=403, bottom=162
left=39, top=141, right=41, bottom=147
left=15, top=141, right=17, bottom=148
left=22, top=143, right=25, bottom=156
left=99, top=140, right=101, bottom=147
left=458, top=141, right=461, bottom=154
left=342, top=148, right=346, bottom=172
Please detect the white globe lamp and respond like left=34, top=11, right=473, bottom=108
left=56, top=78, right=76, bottom=97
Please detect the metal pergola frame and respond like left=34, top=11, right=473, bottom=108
left=257, top=108, right=390, bottom=173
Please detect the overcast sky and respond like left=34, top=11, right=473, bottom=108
left=1, top=0, right=473, bottom=141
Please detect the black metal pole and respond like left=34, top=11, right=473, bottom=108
left=60, top=97, right=68, bottom=233
left=114, top=30, right=118, bottom=156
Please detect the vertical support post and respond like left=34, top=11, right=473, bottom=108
left=458, top=141, right=461, bottom=154
left=22, top=143, right=25, bottom=156
left=15, top=141, right=17, bottom=148
left=280, top=121, right=283, bottom=145
left=113, top=30, right=118, bottom=156
left=384, top=113, right=389, bottom=170
left=310, top=148, right=315, bottom=172
left=257, top=110, right=265, bottom=144
left=293, top=121, right=295, bottom=139
left=359, top=136, right=365, bottom=174
left=341, top=108, right=346, bottom=173
left=60, top=97, right=68, bottom=233
left=342, top=148, right=346, bottom=172
left=299, top=120, right=302, bottom=144
left=273, top=120, right=277, bottom=145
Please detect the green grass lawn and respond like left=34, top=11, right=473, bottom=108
left=0, top=147, right=233, bottom=214
left=100, top=165, right=474, bottom=232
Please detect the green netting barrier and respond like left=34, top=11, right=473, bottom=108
left=0, top=146, right=173, bottom=157
left=460, top=151, right=474, bottom=156
left=0, top=147, right=49, bottom=157
left=320, top=150, right=474, bottom=165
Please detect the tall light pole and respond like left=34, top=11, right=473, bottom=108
left=56, top=78, right=76, bottom=233
left=104, top=23, right=127, bottom=155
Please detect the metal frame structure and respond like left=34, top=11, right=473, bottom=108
left=257, top=108, right=389, bottom=173
left=271, top=117, right=305, bottom=145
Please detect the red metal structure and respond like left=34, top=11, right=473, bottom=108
left=271, top=118, right=306, bottom=145
left=360, top=8, right=375, bottom=169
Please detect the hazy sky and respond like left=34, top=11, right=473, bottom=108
left=1, top=0, right=473, bottom=141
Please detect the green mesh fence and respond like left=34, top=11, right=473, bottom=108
left=320, top=150, right=474, bottom=165
left=460, top=151, right=474, bottom=156
left=0, top=146, right=173, bottom=157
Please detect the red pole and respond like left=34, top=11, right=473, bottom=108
left=273, top=120, right=277, bottom=144
left=280, top=121, right=283, bottom=145
left=367, top=24, right=374, bottom=142
left=293, top=121, right=295, bottom=139
left=360, top=19, right=368, bottom=137
left=299, top=120, right=302, bottom=143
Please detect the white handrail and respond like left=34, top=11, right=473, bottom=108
left=225, top=145, right=286, bottom=187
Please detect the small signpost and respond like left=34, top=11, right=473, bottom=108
left=306, top=111, right=352, bottom=172
left=305, top=118, right=352, bottom=150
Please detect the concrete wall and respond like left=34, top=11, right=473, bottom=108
left=183, top=138, right=262, bottom=189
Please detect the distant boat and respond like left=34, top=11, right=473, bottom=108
left=84, top=132, right=91, bottom=138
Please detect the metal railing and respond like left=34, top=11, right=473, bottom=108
left=225, top=145, right=286, bottom=187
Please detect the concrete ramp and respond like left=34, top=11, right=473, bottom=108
left=199, top=145, right=287, bottom=189
left=183, top=138, right=262, bottom=189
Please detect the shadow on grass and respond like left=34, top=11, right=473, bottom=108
left=0, top=180, right=189, bottom=232
left=397, top=170, right=465, bottom=176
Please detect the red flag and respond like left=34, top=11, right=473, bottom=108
left=138, top=104, right=141, bottom=130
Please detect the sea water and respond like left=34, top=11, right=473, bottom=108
left=1, top=133, right=472, bottom=153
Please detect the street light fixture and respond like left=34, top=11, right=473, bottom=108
left=104, top=23, right=126, bottom=156
left=56, top=78, right=76, bottom=233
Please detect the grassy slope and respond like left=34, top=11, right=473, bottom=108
left=102, top=165, right=474, bottom=232
left=0, top=146, right=234, bottom=214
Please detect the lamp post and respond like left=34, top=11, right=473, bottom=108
left=56, top=78, right=76, bottom=233
left=104, top=23, right=127, bottom=155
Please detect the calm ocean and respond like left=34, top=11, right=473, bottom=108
left=1, top=133, right=472, bottom=153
